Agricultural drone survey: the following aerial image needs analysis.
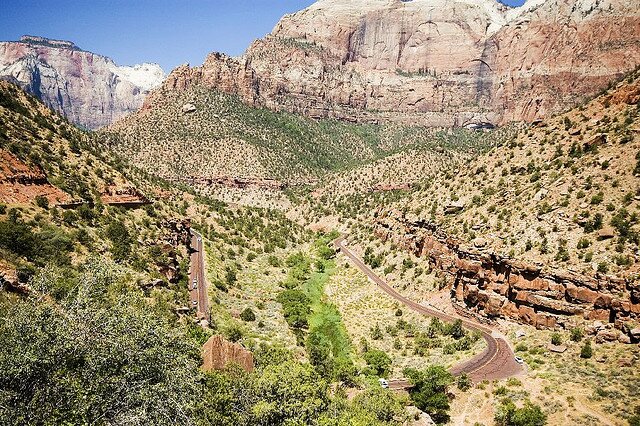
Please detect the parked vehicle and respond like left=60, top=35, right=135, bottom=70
left=515, top=356, right=524, bottom=364
left=378, top=378, right=389, bottom=389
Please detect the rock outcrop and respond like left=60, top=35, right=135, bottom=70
left=0, top=35, right=164, bottom=129
left=0, top=149, right=70, bottom=205
left=374, top=209, right=640, bottom=342
left=202, top=335, right=254, bottom=372
left=149, top=0, right=640, bottom=126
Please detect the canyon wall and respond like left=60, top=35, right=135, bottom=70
left=374, top=209, right=640, bottom=343
left=149, top=0, right=640, bottom=126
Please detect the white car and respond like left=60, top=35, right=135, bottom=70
left=378, top=378, right=389, bottom=389
left=514, top=356, right=524, bottom=364
left=197, top=237, right=202, bottom=242
left=192, top=279, right=198, bottom=289
left=192, top=300, right=198, bottom=306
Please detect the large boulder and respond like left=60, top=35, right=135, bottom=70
left=202, top=335, right=254, bottom=372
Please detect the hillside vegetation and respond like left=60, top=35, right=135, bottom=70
left=103, top=85, right=492, bottom=185
left=1, top=81, right=442, bottom=425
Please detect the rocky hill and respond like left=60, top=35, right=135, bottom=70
left=103, top=84, right=441, bottom=187
left=363, top=68, right=640, bottom=343
left=150, top=0, right=640, bottom=126
left=0, top=35, right=164, bottom=129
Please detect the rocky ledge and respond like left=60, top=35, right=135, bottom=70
left=374, top=209, right=640, bottom=344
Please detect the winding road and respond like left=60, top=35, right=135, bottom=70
left=189, top=230, right=210, bottom=322
left=334, top=236, right=522, bottom=383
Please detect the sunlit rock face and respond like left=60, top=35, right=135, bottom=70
left=154, top=0, right=640, bottom=126
left=0, top=35, right=165, bottom=129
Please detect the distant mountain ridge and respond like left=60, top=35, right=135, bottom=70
left=0, top=35, right=165, bottom=129
left=152, top=0, right=640, bottom=126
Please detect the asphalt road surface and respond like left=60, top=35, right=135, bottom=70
left=189, top=230, right=210, bottom=322
left=334, top=236, right=522, bottom=383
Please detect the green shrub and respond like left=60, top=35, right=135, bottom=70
left=570, top=327, right=584, bottom=342
left=35, top=195, right=49, bottom=209
left=580, top=340, right=593, bottom=359
left=240, top=307, right=256, bottom=322
left=495, top=398, right=547, bottom=426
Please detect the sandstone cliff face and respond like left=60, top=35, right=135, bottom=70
left=0, top=36, right=164, bottom=129
left=374, top=209, right=640, bottom=343
left=153, top=0, right=640, bottom=126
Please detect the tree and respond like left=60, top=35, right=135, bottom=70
left=105, top=220, right=132, bottom=261
left=363, top=349, right=392, bottom=377
left=570, top=327, right=584, bottom=342
left=580, top=340, right=593, bottom=359
left=306, top=330, right=334, bottom=378
left=495, top=398, right=547, bottom=426
left=240, top=307, right=256, bottom=322
left=253, top=360, right=329, bottom=425
left=445, top=319, right=465, bottom=340
left=370, top=322, right=383, bottom=340
left=0, top=262, right=201, bottom=425
left=404, top=366, right=453, bottom=424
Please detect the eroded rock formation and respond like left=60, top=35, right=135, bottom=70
left=374, top=209, right=640, bottom=343
left=148, top=0, right=640, bottom=126
left=0, top=35, right=164, bottom=129
left=0, top=149, right=70, bottom=205
left=202, top=335, right=254, bottom=372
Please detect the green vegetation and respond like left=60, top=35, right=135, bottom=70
left=404, top=366, right=454, bottom=424
left=494, top=398, right=547, bottom=426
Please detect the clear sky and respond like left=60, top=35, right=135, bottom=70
left=0, top=0, right=527, bottom=73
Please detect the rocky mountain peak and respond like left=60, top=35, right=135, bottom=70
left=0, top=35, right=165, bottom=129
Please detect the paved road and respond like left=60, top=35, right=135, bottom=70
left=189, top=230, right=210, bottom=322
left=334, top=236, right=522, bottom=383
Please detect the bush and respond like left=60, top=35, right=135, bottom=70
left=225, top=324, right=244, bottom=343
left=35, top=195, right=49, bottom=209
left=240, top=307, right=256, bottom=322
left=495, top=398, right=547, bottom=426
left=551, top=333, right=562, bottom=345
left=457, top=373, right=471, bottom=391
left=580, top=340, right=593, bottom=359
left=370, top=322, right=383, bottom=340
left=570, top=327, right=584, bottom=342
left=106, top=220, right=132, bottom=261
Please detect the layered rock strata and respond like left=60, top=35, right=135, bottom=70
left=374, top=209, right=640, bottom=343
left=149, top=0, right=640, bottom=126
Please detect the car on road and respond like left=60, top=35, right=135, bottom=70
left=378, top=378, right=389, bottom=389
left=192, top=300, right=198, bottom=306
left=192, top=279, right=198, bottom=289
left=514, top=356, right=524, bottom=364
left=197, top=237, right=202, bottom=242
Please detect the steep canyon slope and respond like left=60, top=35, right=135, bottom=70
left=152, top=0, right=640, bottom=126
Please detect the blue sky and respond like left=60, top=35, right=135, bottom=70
left=0, top=0, right=526, bottom=73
